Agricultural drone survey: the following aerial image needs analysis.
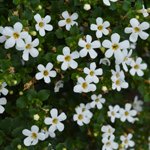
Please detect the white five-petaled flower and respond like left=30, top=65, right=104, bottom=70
left=22, top=125, right=45, bottom=146
left=73, top=107, right=91, bottom=126
left=90, top=17, right=110, bottom=38
left=120, top=133, right=135, bottom=149
left=54, top=80, right=64, bottom=92
left=90, top=94, right=106, bottom=109
left=58, top=11, right=78, bottom=31
left=16, top=35, right=39, bottom=61
left=137, top=5, right=149, bottom=17
left=2, top=22, right=28, bottom=49
left=0, top=82, right=8, bottom=96
left=35, top=63, right=57, bottom=83
left=103, top=0, right=117, bottom=6
left=34, top=14, right=53, bottom=36
left=78, top=35, right=101, bottom=59
left=107, top=105, right=121, bottom=123
left=116, top=49, right=133, bottom=72
left=83, top=62, right=103, bottom=83
left=73, top=77, right=96, bottom=93
left=101, top=125, right=115, bottom=138
left=119, top=103, right=137, bottom=123
left=102, top=33, right=129, bottom=62
left=99, top=58, right=111, bottom=66
left=44, top=108, right=67, bottom=132
left=124, top=18, right=150, bottom=42
left=132, top=96, right=143, bottom=112
left=129, top=57, right=147, bottom=76
left=41, top=129, right=56, bottom=139
left=102, top=135, right=119, bottom=150
left=0, top=97, right=7, bottom=114
left=57, top=46, right=79, bottom=70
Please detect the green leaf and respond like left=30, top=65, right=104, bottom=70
left=38, top=90, right=50, bottom=101
left=4, top=146, right=13, bottom=150
left=50, top=2, right=60, bottom=13
left=0, top=117, right=12, bottom=134
left=56, top=143, right=65, bottom=150
left=97, top=113, right=105, bottom=124
left=11, top=138, right=22, bottom=148
left=55, top=29, right=64, bottom=39
left=92, top=7, right=101, bottom=18
left=13, top=0, right=19, bottom=5
left=0, top=130, right=5, bottom=145
left=5, top=102, right=12, bottom=114
left=0, top=48, right=6, bottom=59
left=27, top=90, right=37, bottom=101
left=138, top=85, right=145, bottom=95
left=70, top=24, right=79, bottom=36
left=1, top=61, right=10, bottom=70
left=23, top=9, right=33, bottom=20
left=65, top=37, right=74, bottom=46
left=109, top=2, right=117, bottom=10
left=16, top=96, right=27, bottom=108
left=29, top=108, right=38, bottom=117
left=65, top=138, right=73, bottom=150
left=122, top=1, right=131, bottom=11
left=135, top=0, right=143, bottom=10
left=12, top=127, right=24, bottom=138
left=126, top=10, right=134, bottom=18
left=144, top=93, right=150, bottom=102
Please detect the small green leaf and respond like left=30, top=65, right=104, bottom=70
left=23, top=9, right=33, bottom=20
left=50, top=2, right=60, bottom=13
left=0, top=117, right=12, bottom=134
left=122, top=1, right=131, bottom=11
left=11, top=138, right=22, bottom=148
left=16, top=96, right=27, bottom=108
left=55, top=29, right=64, bottom=39
left=27, top=90, right=37, bottom=101
left=1, top=61, right=10, bottom=70
left=65, top=37, right=74, bottom=46
left=92, top=7, right=101, bottom=18
left=38, top=90, right=50, bottom=101
left=70, top=24, right=79, bottom=36
left=144, top=93, right=150, bottom=102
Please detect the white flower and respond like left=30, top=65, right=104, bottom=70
left=2, top=22, right=28, bottom=49
left=124, top=18, right=150, bottom=42
left=16, top=35, right=39, bottom=61
left=35, top=63, right=57, bottom=83
left=102, top=135, right=118, bottom=150
left=90, top=17, right=110, bottom=38
left=54, top=80, right=64, bottom=92
left=83, top=4, right=91, bottom=10
left=0, top=97, right=7, bottom=114
left=90, top=94, right=105, bottom=109
left=101, top=125, right=115, bottom=138
left=116, top=49, right=133, bottom=72
left=137, top=5, right=149, bottom=17
left=103, top=0, right=117, bottom=6
left=73, top=77, right=96, bottom=93
left=83, top=62, right=103, bottom=83
left=119, top=103, right=137, bottom=123
left=73, top=107, right=91, bottom=126
left=34, top=14, right=53, bottom=36
left=120, top=133, right=135, bottom=149
left=0, top=26, right=7, bottom=43
left=41, top=129, right=56, bottom=139
left=107, top=105, right=121, bottom=123
left=22, top=125, right=45, bottom=146
left=132, top=96, right=143, bottom=112
left=129, top=57, right=147, bottom=76
left=99, top=58, right=111, bottom=66
left=58, top=11, right=78, bottom=31
left=57, top=46, right=79, bottom=70
left=44, top=108, right=67, bottom=132
left=78, top=35, right=101, bottom=59
left=129, top=42, right=136, bottom=49
left=102, top=33, right=129, bottom=62
left=0, top=82, right=8, bottom=96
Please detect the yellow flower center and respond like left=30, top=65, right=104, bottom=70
left=90, top=71, right=94, bottom=76
left=66, top=18, right=72, bottom=24
left=31, top=133, right=37, bottom=139
left=65, top=55, right=71, bottom=62
left=43, top=70, right=49, bottom=76
left=124, top=139, right=128, bottom=144
left=123, top=56, right=128, bottom=62
left=0, top=85, right=2, bottom=90
left=78, top=114, right=83, bottom=120
left=13, top=32, right=20, bottom=39
left=98, top=25, right=103, bottom=31
left=82, top=108, right=85, bottom=112
left=108, top=128, right=111, bottom=133
left=134, top=27, right=140, bottom=33
left=116, top=73, right=120, bottom=78
left=116, top=80, right=120, bottom=85
left=134, top=64, right=139, bottom=70
left=86, top=44, right=91, bottom=50
left=6, top=36, right=10, bottom=39
left=39, top=22, right=44, bottom=27
left=106, top=142, right=111, bottom=146
left=26, top=44, right=32, bottom=49
left=52, top=118, right=58, bottom=124
left=82, top=82, right=88, bottom=89
left=95, top=98, right=99, bottom=102
left=111, top=111, right=115, bottom=116
left=125, top=111, right=129, bottom=116
left=134, top=103, right=137, bottom=107
left=112, top=44, right=119, bottom=50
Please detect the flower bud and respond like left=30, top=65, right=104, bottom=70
left=136, top=15, right=139, bottom=19
left=38, top=48, right=42, bottom=51
left=83, top=4, right=91, bottom=10
left=30, top=31, right=37, bottom=36
left=17, top=144, right=22, bottom=149
left=33, top=114, right=40, bottom=121
left=9, top=90, right=13, bottom=94
left=19, top=91, right=23, bottom=95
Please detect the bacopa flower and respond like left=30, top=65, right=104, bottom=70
left=73, top=77, right=96, bottom=93
left=90, top=17, right=110, bottom=38
left=90, top=94, right=106, bottom=109
left=120, top=133, right=135, bottom=149
left=0, top=82, right=8, bottom=96
left=22, top=125, right=45, bottom=146
left=78, top=34, right=101, bottom=59
left=0, top=26, right=7, bottom=43
left=34, top=14, right=53, bottom=36
left=124, top=18, right=150, bottom=42
left=41, top=129, right=56, bottom=139
left=58, top=11, right=78, bottom=31
left=119, top=103, right=137, bottom=123
left=103, top=0, right=117, bottom=6
left=2, top=22, right=28, bottom=49
left=0, top=97, right=7, bottom=114
left=99, top=58, right=111, bottom=66
left=35, top=63, right=57, bottom=83
left=102, top=33, right=129, bottom=62
left=54, top=80, right=64, bottom=92
left=132, top=96, right=143, bottom=112
left=130, top=57, right=147, bottom=76
left=57, top=46, right=79, bottom=70
left=137, top=5, right=149, bottom=17
left=16, top=35, right=39, bottom=61
left=83, top=62, right=103, bottom=83
left=44, top=108, right=67, bottom=132
left=101, top=125, right=115, bottom=138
